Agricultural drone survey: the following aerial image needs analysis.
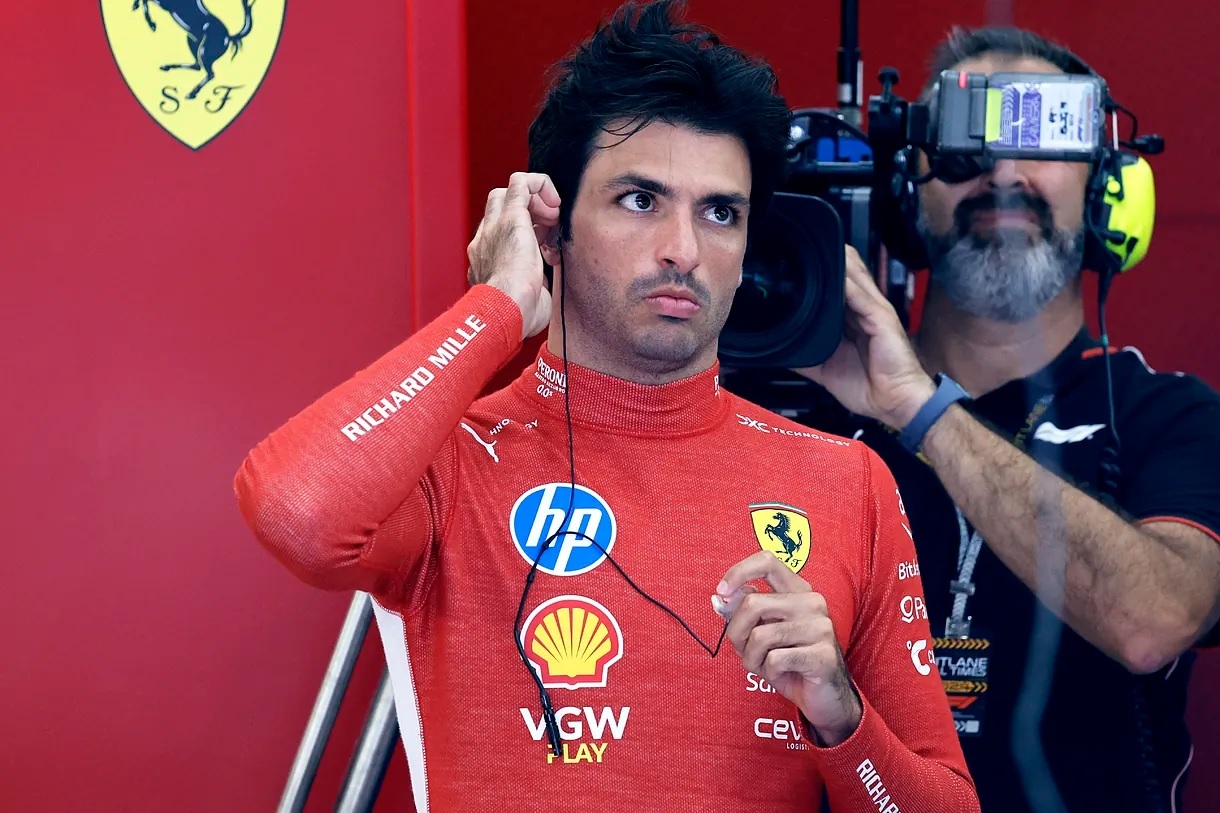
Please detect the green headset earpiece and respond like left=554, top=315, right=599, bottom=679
left=1063, top=51, right=1160, bottom=275
left=1084, top=141, right=1157, bottom=274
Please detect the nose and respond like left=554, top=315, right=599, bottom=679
left=985, top=159, right=1033, bottom=194
left=656, top=210, right=700, bottom=274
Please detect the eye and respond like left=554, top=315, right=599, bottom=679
left=619, top=191, right=655, bottom=212
left=706, top=205, right=740, bottom=226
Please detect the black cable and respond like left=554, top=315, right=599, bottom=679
left=1097, top=270, right=1121, bottom=451
left=1087, top=154, right=1123, bottom=493
left=1091, top=207, right=1164, bottom=810
left=1111, top=101, right=1140, bottom=142
left=1098, top=295, right=1162, bottom=813
left=513, top=244, right=731, bottom=758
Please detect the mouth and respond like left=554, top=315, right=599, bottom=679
left=971, top=209, right=1042, bottom=235
left=956, top=191, right=1051, bottom=241
left=643, top=288, right=701, bottom=319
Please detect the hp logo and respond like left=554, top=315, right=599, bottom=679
left=509, top=483, right=616, bottom=576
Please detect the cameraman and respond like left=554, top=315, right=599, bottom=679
left=796, top=26, right=1220, bottom=813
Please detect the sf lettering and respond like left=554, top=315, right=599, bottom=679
left=159, top=84, right=244, bottom=114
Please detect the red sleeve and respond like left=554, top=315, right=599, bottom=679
left=232, top=284, right=524, bottom=600
left=809, top=446, right=979, bottom=812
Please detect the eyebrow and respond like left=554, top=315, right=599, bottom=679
left=603, top=172, right=751, bottom=209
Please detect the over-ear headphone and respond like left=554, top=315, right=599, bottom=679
left=876, top=51, right=1159, bottom=278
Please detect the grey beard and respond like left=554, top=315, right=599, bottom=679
left=918, top=213, right=1085, bottom=323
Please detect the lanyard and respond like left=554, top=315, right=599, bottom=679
left=945, top=508, right=983, bottom=638
left=942, top=393, right=1054, bottom=639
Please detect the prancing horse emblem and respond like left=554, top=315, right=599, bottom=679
left=133, top=0, right=256, bottom=100
left=101, top=0, right=286, bottom=149
left=765, top=512, right=804, bottom=563
left=749, top=503, right=812, bottom=574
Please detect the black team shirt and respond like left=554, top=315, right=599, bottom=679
left=797, top=329, right=1220, bottom=813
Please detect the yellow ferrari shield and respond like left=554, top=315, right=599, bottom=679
left=749, top=503, right=811, bottom=574
left=102, top=0, right=285, bottom=149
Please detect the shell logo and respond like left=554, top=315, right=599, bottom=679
left=522, top=596, right=624, bottom=690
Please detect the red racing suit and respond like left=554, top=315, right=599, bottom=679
left=235, top=284, right=979, bottom=812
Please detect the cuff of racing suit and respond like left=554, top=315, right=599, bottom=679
left=803, top=688, right=887, bottom=792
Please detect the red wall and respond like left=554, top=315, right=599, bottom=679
left=0, top=0, right=462, bottom=810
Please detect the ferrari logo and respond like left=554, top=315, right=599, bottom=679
left=749, top=503, right=811, bottom=574
left=101, top=0, right=286, bottom=149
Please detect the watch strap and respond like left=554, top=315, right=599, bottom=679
left=897, top=374, right=970, bottom=453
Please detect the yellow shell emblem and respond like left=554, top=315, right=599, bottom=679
left=101, top=0, right=286, bottom=149
left=523, top=596, right=624, bottom=690
left=750, top=502, right=812, bottom=574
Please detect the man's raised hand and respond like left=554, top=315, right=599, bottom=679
left=467, top=172, right=562, bottom=339
left=791, top=245, right=936, bottom=430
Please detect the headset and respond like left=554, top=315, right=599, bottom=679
left=876, top=51, right=1161, bottom=280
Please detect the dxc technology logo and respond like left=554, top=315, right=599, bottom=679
left=510, top=483, right=616, bottom=576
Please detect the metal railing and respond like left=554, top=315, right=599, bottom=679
left=277, top=592, right=401, bottom=813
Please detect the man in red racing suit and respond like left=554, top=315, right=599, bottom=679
left=234, top=2, right=979, bottom=810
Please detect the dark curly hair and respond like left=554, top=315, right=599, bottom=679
left=526, top=0, right=793, bottom=242
left=919, top=25, right=1095, bottom=102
